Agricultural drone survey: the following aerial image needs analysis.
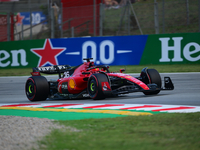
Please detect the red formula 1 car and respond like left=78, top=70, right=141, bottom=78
left=25, top=58, right=174, bottom=101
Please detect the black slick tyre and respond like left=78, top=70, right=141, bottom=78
left=87, top=73, right=109, bottom=100
left=143, top=69, right=162, bottom=95
left=25, top=76, right=49, bottom=101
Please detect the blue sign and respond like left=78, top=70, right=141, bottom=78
left=19, top=12, right=46, bottom=25
left=46, top=35, right=148, bottom=66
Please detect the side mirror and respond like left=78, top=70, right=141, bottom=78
left=120, top=69, right=125, bottom=73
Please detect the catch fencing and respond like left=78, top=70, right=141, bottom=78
left=0, top=0, right=200, bottom=41
left=104, top=0, right=200, bottom=36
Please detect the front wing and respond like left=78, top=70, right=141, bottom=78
left=112, top=77, right=174, bottom=95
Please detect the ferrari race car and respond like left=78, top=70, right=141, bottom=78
left=25, top=58, right=174, bottom=101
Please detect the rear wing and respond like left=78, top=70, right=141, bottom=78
left=32, top=65, right=72, bottom=78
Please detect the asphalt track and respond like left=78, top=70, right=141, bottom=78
left=0, top=72, right=200, bottom=106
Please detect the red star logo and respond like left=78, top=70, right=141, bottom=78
left=16, top=13, right=24, bottom=25
left=31, top=39, right=66, bottom=67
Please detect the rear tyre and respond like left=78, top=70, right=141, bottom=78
left=25, top=76, right=49, bottom=101
left=143, top=69, right=161, bottom=95
left=87, top=73, right=109, bottom=100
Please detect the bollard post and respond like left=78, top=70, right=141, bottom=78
left=154, top=0, right=159, bottom=34
left=51, top=8, right=55, bottom=38
left=7, top=13, right=10, bottom=41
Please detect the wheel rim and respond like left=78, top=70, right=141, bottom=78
left=90, top=83, right=95, bottom=92
left=29, top=85, right=33, bottom=94
left=26, top=81, right=35, bottom=98
left=89, top=80, right=96, bottom=96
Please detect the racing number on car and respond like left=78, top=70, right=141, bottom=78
left=82, top=40, right=114, bottom=64
left=64, top=71, right=70, bottom=78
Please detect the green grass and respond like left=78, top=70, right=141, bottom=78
left=0, top=64, right=199, bottom=76
left=0, top=68, right=33, bottom=77
left=37, top=112, right=200, bottom=150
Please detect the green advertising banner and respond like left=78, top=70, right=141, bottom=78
left=0, top=33, right=200, bottom=69
left=140, top=33, right=200, bottom=65
left=0, top=39, right=45, bottom=69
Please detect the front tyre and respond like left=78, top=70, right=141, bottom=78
left=87, top=73, right=109, bottom=100
left=143, top=69, right=162, bottom=95
left=25, top=76, right=49, bottom=101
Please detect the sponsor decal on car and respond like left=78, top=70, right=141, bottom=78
left=61, top=82, right=69, bottom=94
left=82, top=94, right=90, bottom=97
left=58, top=84, right=62, bottom=93
left=101, top=82, right=111, bottom=91
left=125, top=75, right=132, bottom=79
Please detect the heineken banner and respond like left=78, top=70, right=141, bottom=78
left=0, top=33, right=200, bottom=69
